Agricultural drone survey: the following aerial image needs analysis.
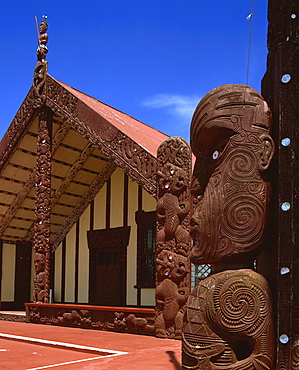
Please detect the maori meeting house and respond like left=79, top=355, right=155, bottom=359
left=1, top=1, right=299, bottom=368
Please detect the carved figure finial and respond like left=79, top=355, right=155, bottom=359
left=35, top=15, right=48, bottom=63
left=33, top=16, right=48, bottom=107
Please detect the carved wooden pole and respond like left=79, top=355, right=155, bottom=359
left=262, top=1, right=299, bottom=367
left=155, top=137, right=192, bottom=339
left=33, top=107, right=53, bottom=303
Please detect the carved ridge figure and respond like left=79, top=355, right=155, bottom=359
left=182, top=85, right=275, bottom=369
left=33, top=16, right=48, bottom=107
left=37, top=16, right=48, bottom=63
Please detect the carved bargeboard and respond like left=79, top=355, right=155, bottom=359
left=182, top=85, right=275, bottom=368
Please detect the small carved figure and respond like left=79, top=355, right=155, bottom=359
left=58, top=310, right=92, bottom=326
left=30, top=307, right=41, bottom=323
left=126, top=314, right=148, bottom=330
left=155, top=250, right=190, bottom=339
left=156, top=163, right=190, bottom=256
left=114, top=312, right=126, bottom=330
left=33, top=252, right=46, bottom=302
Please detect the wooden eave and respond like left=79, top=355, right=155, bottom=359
left=0, top=74, right=168, bottom=246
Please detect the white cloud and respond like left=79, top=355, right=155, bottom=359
left=142, top=93, right=201, bottom=120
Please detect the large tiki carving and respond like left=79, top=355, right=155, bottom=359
left=182, top=85, right=275, bottom=368
left=155, top=137, right=192, bottom=339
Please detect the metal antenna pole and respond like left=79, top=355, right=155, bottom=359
left=246, top=0, right=255, bottom=85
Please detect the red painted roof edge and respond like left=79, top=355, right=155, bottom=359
left=50, top=76, right=170, bottom=157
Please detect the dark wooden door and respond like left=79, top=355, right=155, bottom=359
left=95, top=249, right=120, bottom=305
left=87, top=227, right=130, bottom=306
left=14, top=241, right=32, bottom=310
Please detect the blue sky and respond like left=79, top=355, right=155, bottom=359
left=0, top=0, right=268, bottom=142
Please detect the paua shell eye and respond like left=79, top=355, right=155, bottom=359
left=212, top=150, right=219, bottom=160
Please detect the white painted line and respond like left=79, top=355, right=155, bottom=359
left=0, top=348, right=8, bottom=351
left=0, top=312, right=25, bottom=316
left=0, top=332, right=127, bottom=356
left=26, top=354, right=121, bottom=370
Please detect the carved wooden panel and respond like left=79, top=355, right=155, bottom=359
left=26, top=303, right=156, bottom=336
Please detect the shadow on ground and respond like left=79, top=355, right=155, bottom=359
left=166, top=350, right=181, bottom=369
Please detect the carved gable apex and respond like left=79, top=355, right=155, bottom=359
left=45, top=75, right=168, bottom=195
left=0, top=74, right=169, bottom=196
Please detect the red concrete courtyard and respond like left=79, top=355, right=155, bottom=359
left=0, top=320, right=182, bottom=369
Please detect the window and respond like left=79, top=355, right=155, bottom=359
left=136, top=210, right=156, bottom=288
left=191, top=264, right=211, bottom=290
left=141, top=227, right=156, bottom=286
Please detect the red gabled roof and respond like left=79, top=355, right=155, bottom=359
left=53, top=77, right=169, bottom=157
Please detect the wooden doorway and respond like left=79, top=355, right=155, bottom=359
left=14, top=241, right=32, bottom=310
left=87, top=227, right=130, bottom=306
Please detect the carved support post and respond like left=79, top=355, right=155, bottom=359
left=262, top=1, right=299, bottom=367
left=155, top=137, right=192, bottom=339
left=33, top=107, right=53, bottom=303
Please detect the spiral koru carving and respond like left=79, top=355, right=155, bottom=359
left=182, top=270, right=274, bottom=369
left=220, top=195, right=265, bottom=250
left=207, top=272, right=270, bottom=339
left=225, top=148, right=258, bottom=182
